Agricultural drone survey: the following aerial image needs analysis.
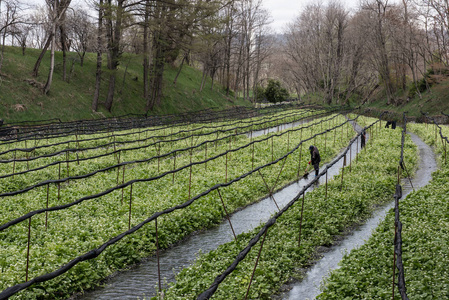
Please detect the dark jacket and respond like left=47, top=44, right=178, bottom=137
left=310, top=146, right=321, bottom=165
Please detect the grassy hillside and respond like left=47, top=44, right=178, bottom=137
left=295, top=73, right=449, bottom=122
left=0, top=46, right=250, bottom=123
left=360, top=76, right=449, bottom=122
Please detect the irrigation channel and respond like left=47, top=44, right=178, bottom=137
left=76, top=118, right=362, bottom=300
left=281, top=132, right=437, bottom=299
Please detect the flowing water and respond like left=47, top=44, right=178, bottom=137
left=76, top=120, right=359, bottom=300
left=283, top=132, right=437, bottom=300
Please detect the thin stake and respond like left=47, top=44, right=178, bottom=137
left=158, top=142, right=161, bottom=173
left=252, top=143, right=255, bottom=170
left=334, top=126, right=336, bottom=146
left=155, top=218, right=162, bottom=293
left=217, top=189, right=236, bottom=240
left=298, top=193, right=305, bottom=248
left=12, top=150, right=16, bottom=178
left=225, top=152, right=228, bottom=182
left=189, top=165, right=192, bottom=199
left=347, top=120, right=349, bottom=138
left=258, top=170, right=280, bottom=211
left=324, top=130, right=327, bottom=150
left=392, top=223, right=397, bottom=300
left=349, top=146, right=352, bottom=172
left=325, top=169, right=328, bottom=200
left=25, top=217, right=32, bottom=282
left=128, top=184, right=133, bottom=230
left=121, top=165, right=126, bottom=204
left=244, top=229, right=268, bottom=300
left=340, top=157, right=345, bottom=191
left=273, top=156, right=288, bottom=193
left=297, top=143, right=302, bottom=178
left=66, top=150, right=69, bottom=178
left=46, top=184, right=49, bottom=230
left=173, top=154, right=176, bottom=183
left=205, top=143, right=208, bottom=171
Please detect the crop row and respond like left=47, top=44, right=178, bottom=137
left=314, top=121, right=448, bottom=299
left=0, top=111, right=354, bottom=299
left=0, top=105, right=265, bottom=143
left=0, top=110, right=342, bottom=202
left=0, top=106, right=309, bottom=158
left=0, top=109, right=323, bottom=192
left=0, top=112, right=350, bottom=229
left=0, top=108, right=314, bottom=162
left=160, top=116, right=418, bottom=300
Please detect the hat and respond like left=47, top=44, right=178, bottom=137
left=309, top=145, right=314, bottom=151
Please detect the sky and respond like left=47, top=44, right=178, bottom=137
left=20, top=0, right=362, bottom=34
left=263, top=0, right=362, bottom=33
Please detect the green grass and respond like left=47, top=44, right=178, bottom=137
left=0, top=46, right=251, bottom=123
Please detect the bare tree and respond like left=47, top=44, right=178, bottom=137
left=0, top=0, right=24, bottom=72
left=67, top=8, right=95, bottom=66
left=92, top=0, right=104, bottom=111
left=43, top=0, right=71, bottom=94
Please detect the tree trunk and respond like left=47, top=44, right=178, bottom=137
left=43, top=8, right=57, bottom=95
left=120, top=56, right=131, bottom=94
left=92, top=0, right=103, bottom=112
left=225, top=2, right=234, bottom=96
left=104, top=0, right=124, bottom=112
left=105, top=73, right=116, bottom=111
left=143, top=0, right=150, bottom=100
left=60, top=24, right=68, bottom=81
left=173, top=52, right=187, bottom=86
left=32, top=35, right=53, bottom=77
left=200, top=65, right=207, bottom=92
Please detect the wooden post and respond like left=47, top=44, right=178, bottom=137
left=12, top=150, right=16, bottom=178
left=347, top=121, right=349, bottom=138
left=205, top=143, right=208, bottom=171
left=334, top=126, right=336, bottom=146
left=26, top=217, right=32, bottom=282
left=121, top=165, right=126, bottom=204
left=392, top=221, right=397, bottom=300
left=325, top=169, right=328, bottom=200
left=324, top=130, right=327, bottom=150
left=217, top=189, right=237, bottom=240
left=433, top=123, right=436, bottom=141
left=445, top=139, right=447, bottom=165
left=244, top=229, right=268, bottom=300
left=157, top=142, right=161, bottom=173
left=340, top=155, right=346, bottom=191
left=155, top=217, right=162, bottom=294
left=46, top=184, right=49, bottom=230
left=128, top=183, right=133, bottom=230
left=189, top=165, right=192, bottom=199
left=297, top=143, right=302, bottom=178
left=349, top=146, right=352, bottom=172
left=298, top=193, right=305, bottom=248
left=252, top=143, right=255, bottom=170
left=66, top=149, right=70, bottom=178
left=225, top=152, right=228, bottom=182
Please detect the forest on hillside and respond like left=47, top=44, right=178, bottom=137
left=0, top=0, right=448, bottom=112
